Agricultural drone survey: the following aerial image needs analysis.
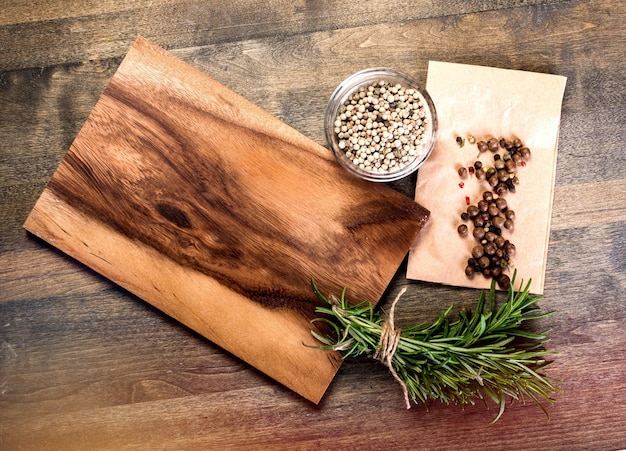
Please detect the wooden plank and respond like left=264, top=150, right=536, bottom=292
left=2, top=0, right=623, bottom=192
left=2, top=0, right=625, bottom=449
left=551, top=180, right=626, bottom=230
left=22, top=37, right=429, bottom=403
left=0, top=0, right=567, bottom=71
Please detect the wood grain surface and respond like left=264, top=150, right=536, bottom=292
left=1, top=0, right=625, bottom=450
left=23, top=37, right=429, bottom=404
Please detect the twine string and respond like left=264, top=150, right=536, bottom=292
left=373, top=287, right=411, bottom=409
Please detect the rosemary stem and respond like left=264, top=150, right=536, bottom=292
left=309, top=273, right=558, bottom=421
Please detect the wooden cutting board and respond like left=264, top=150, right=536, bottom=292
left=23, top=37, right=429, bottom=403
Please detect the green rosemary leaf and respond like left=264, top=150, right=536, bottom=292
left=308, top=271, right=559, bottom=422
left=309, top=330, right=334, bottom=347
left=507, top=329, right=550, bottom=340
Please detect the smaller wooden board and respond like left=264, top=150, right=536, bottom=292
left=24, top=37, right=429, bottom=403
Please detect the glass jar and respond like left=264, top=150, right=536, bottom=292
left=325, top=67, right=438, bottom=182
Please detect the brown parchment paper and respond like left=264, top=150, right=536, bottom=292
left=407, top=61, right=567, bottom=294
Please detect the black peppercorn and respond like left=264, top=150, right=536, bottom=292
left=471, top=246, right=484, bottom=259
left=459, top=135, right=530, bottom=286
left=496, top=274, right=511, bottom=289
left=492, top=216, right=505, bottom=229
left=473, top=227, right=485, bottom=240
left=483, top=242, right=497, bottom=255
left=504, top=242, right=516, bottom=257
left=489, top=225, right=502, bottom=236
left=505, top=159, right=516, bottom=173
left=495, top=183, right=508, bottom=195
left=506, top=179, right=516, bottom=192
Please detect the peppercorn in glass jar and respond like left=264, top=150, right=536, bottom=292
left=325, top=68, right=438, bottom=182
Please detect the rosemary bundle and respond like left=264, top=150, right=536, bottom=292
left=310, top=273, right=558, bottom=422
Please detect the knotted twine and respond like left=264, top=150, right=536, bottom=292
left=373, top=287, right=411, bottom=409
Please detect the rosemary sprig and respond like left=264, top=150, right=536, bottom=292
left=310, top=272, right=558, bottom=422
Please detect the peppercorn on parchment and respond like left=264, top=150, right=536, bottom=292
left=407, top=61, right=567, bottom=294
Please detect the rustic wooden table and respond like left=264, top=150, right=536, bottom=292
left=1, top=1, right=624, bottom=449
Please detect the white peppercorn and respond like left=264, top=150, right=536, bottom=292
left=333, top=80, right=430, bottom=175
